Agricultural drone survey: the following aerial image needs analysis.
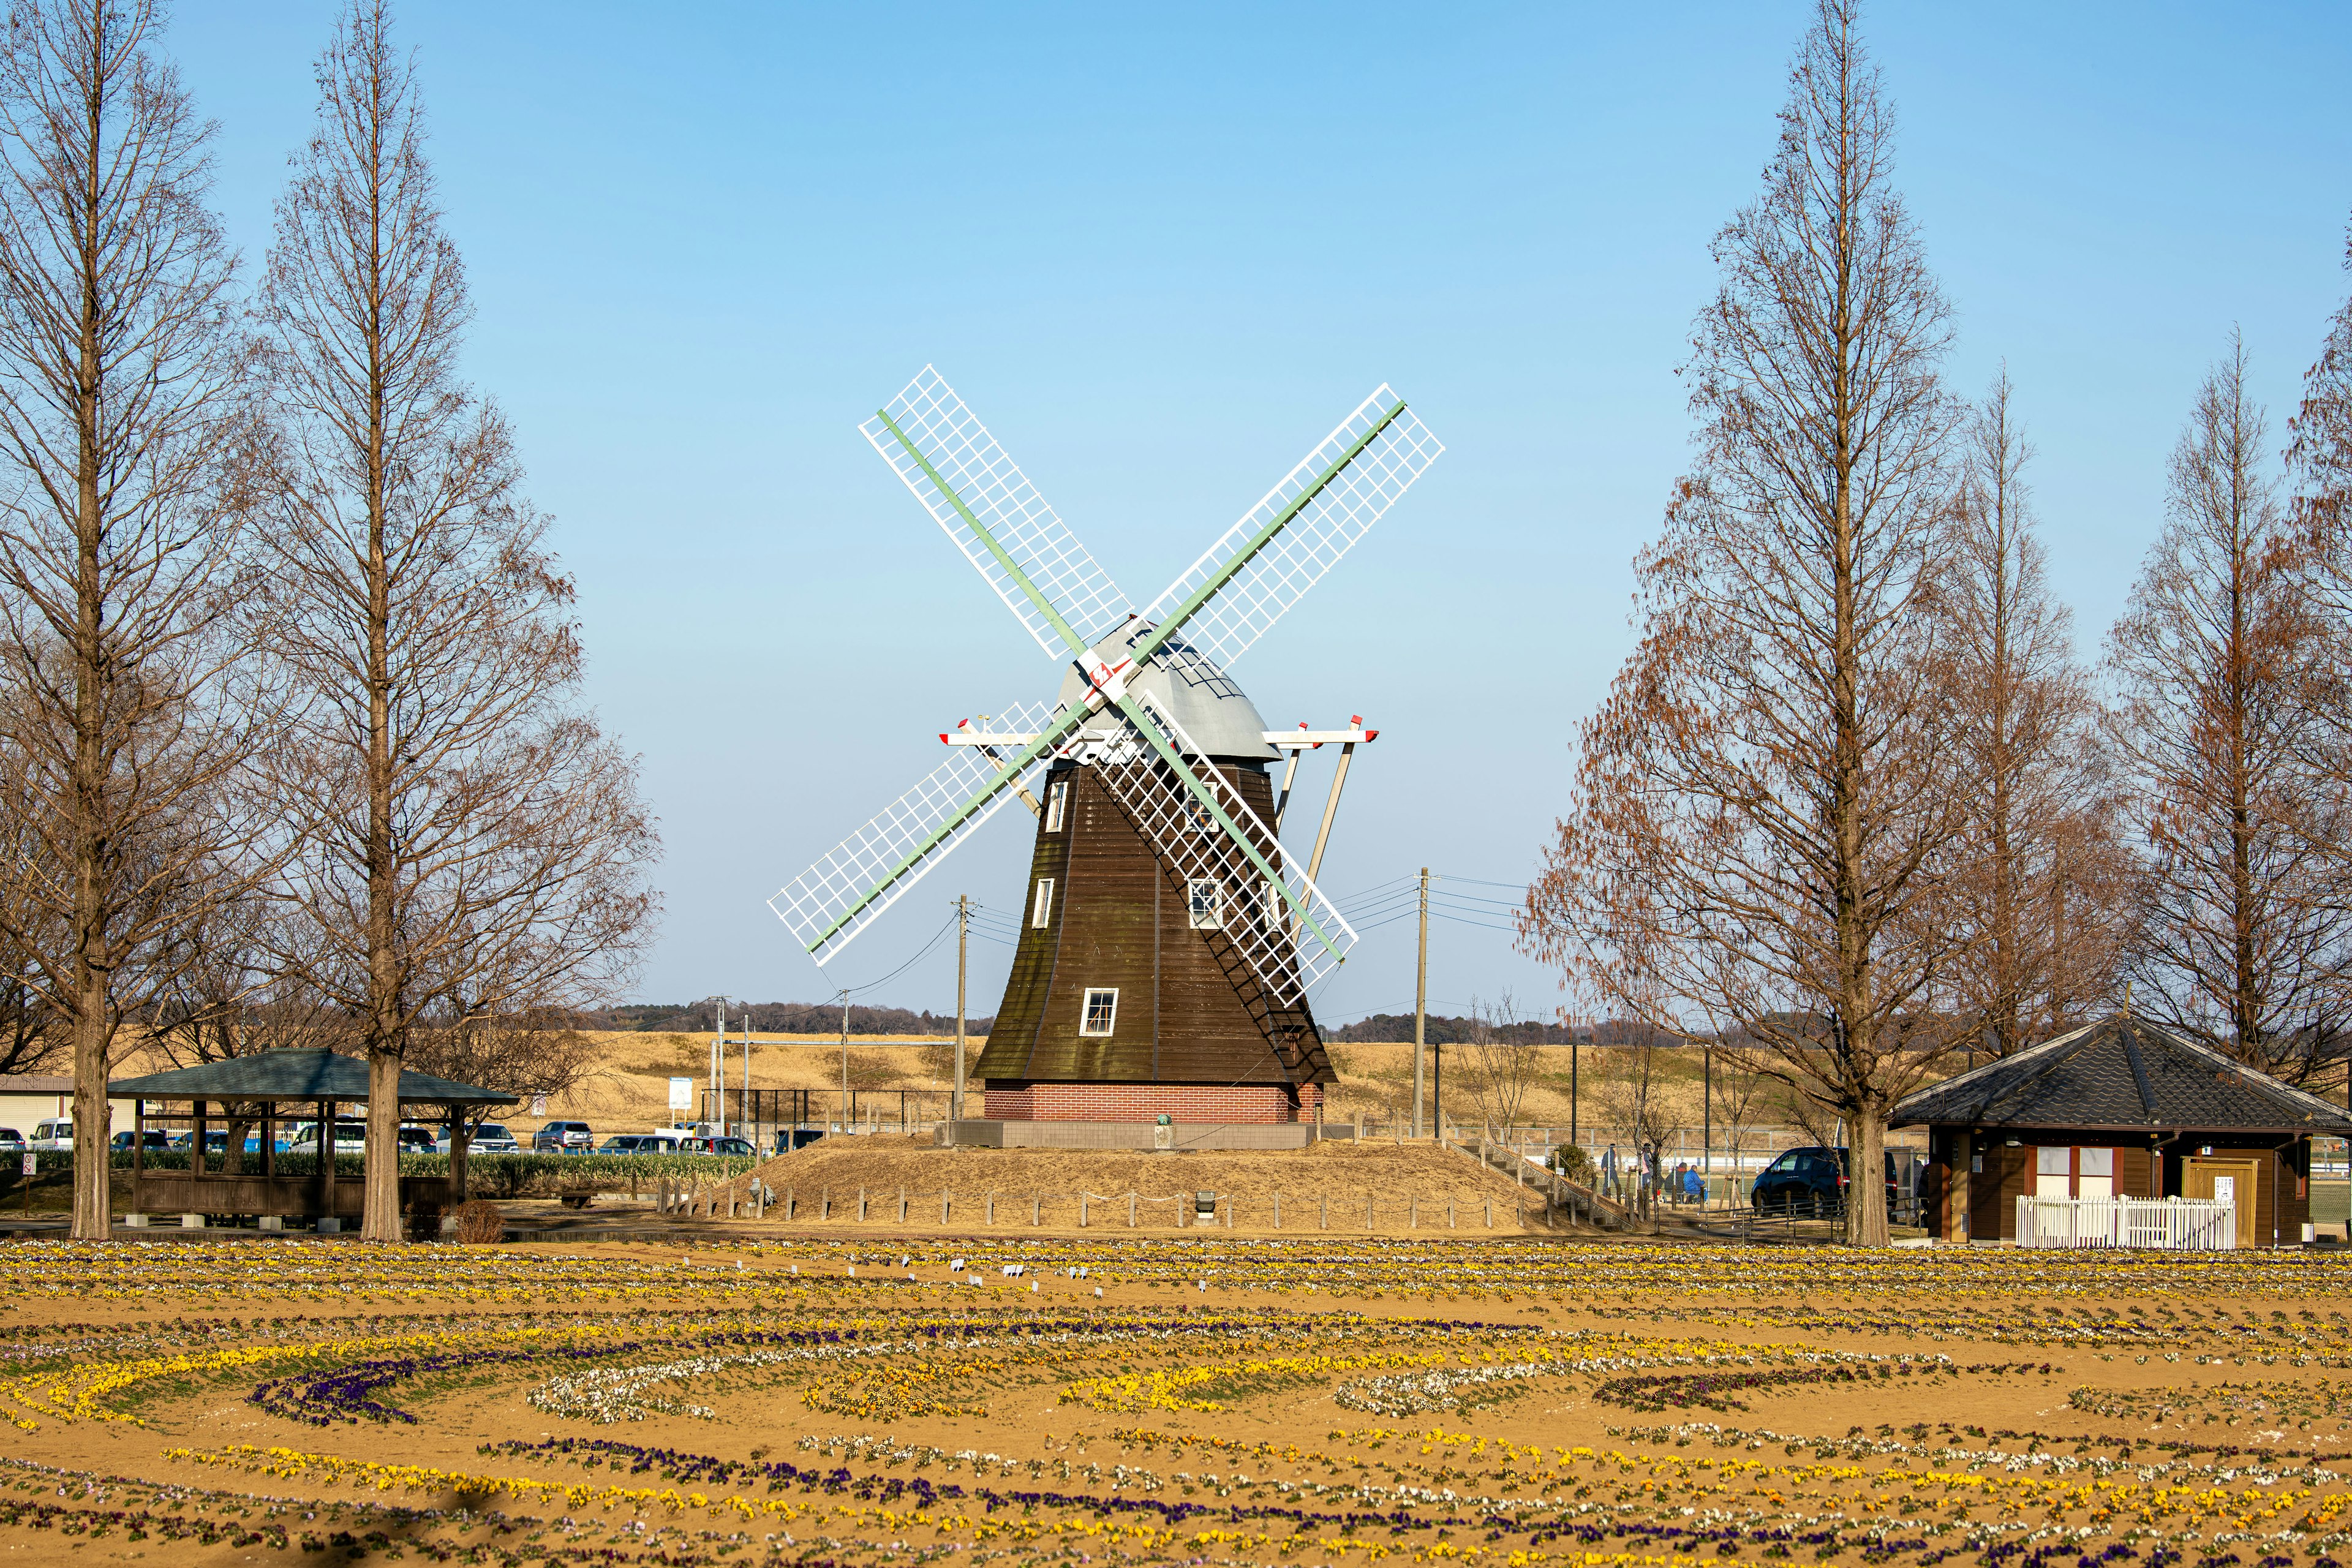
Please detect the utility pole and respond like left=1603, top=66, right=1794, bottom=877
left=742, top=1012, right=753, bottom=1148
left=1569, top=1020, right=1579, bottom=1149
left=1413, top=867, right=1428, bottom=1139
left=838, top=992, right=851, bottom=1133
left=954, top=894, right=970, bottom=1125
left=710, top=998, right=725, bottom=1136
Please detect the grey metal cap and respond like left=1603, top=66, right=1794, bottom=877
left=1054, top=620, right=1277, bottom=763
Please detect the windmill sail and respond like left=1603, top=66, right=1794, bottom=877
left=1141, top=385, right=1442, bottom=669
left=865, top=366, right=1131, bottom=660
left=1092, top=690, right=1358, bottom=999
left=771, top=699, right=1074, bottom=963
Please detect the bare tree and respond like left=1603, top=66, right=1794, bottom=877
left=1521, top=0, right=1963, bottom=1245
left=2108, top=337, right=2346, bottom=1077
left=2290, top=217, right=2352, bottom=1088
left=252, top=1, right=657, bottom=1240
left=1458, top=990, right=1543, bottom=1135
left=0, top=0, right=268, bottom=1238
left=1935, top=371, right=2131, bottom=1057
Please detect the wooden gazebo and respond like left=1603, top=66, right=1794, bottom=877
left=109, top=1050, right=517, bottom=1230
left=1893, top=1014, right=2352, bottom=1248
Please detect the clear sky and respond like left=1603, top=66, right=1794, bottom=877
left=174, top=2, right=2352, bottom=1026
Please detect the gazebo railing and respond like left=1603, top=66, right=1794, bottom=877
left=2015, top=1194, right=2236, bottom=1251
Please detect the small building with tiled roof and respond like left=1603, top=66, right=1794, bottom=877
left=1891, top=1012, right=2352, bottom=1248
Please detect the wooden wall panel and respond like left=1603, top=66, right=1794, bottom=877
left=973, top=759, right=1333, bottom=1088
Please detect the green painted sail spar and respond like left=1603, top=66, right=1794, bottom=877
left=812, top=404, right=1380, bottom=959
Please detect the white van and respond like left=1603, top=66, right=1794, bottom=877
left=28, top=1118, right=71, bottom=1152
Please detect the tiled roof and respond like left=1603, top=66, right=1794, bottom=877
left=1891, top=1015, right=2352, bottom=1134
left=108, top=1049, right=516, bottom=1106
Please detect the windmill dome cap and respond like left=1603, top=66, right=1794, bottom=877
left=1057, top=621, right=1276, bottom=763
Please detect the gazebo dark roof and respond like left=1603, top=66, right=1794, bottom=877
left=108, top=1049, right=516, bottom=1106
left=1891, top=1014, right=2352, bottom=1136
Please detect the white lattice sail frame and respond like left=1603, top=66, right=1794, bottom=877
left=1091, top=690, right=1358, bottom=999
left=770, top=699, right=1063, bottom=963
left=1144, top=385, right=1442, bottom=670
left=864, top=366, right=1132, bottom=660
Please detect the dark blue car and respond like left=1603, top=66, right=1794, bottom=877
left=1751, top=1146, right=1899, bottom=1215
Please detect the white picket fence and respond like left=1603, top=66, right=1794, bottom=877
left=2014, top=1194, right=2236, bottom=1250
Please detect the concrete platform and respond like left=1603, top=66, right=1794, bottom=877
left=940, top=1119, right=1319, bottom=1151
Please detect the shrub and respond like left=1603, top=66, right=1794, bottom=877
left=1551, top=1144, right=1597, bottom=1185
left=450, top=1199, right=505, bottom=1243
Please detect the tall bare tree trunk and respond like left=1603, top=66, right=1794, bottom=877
left=1520, top=0, right=1962, bottom=1247
left=2109, top=338, right=2340, bottom=1071
left=0, top=0, right=249, bottom=1240
left=253, top=0, right=656, bottom=1242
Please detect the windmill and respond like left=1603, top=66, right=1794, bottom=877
left=771, top=367, right=1442, bottom=1130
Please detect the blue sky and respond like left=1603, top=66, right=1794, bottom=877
left=176, top=2, right=2352, bottom=1025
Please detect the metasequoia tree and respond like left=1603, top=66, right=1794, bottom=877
left=1934, top=372, right=2130, bottom=1057
left=0, top=0, right=265, bottom=1238
left=2290, top=217, right=2352, bottom=1086
left=1521, top=0, right=1962, bottom=1246
left=2292, top=217, right=2352, bottom=539
left=2108, top=339, right=2345, bottom=1075
left=254, top=1, right=656, bottom=1240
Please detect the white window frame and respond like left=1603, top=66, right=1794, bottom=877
left=1079, top=987, right=1118, bottom=1036
left=1044, top=780, right=1068, bottom=834
left=1187, top=877, right=1223, bottom=930
left=1030, top=878, right=1054, bottom=929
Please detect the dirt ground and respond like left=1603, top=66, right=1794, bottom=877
left=665, top=1133, right=1564, bottom=1234
left=1, top=1229, right=2349, bottom=1566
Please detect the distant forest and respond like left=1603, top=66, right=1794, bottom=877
left=600, top=1002, right=992, bottom=1036
left=598, top=1003, right=1691, bottom=1044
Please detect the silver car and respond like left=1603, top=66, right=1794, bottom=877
left=437, top=1121, right=519, bottom=1154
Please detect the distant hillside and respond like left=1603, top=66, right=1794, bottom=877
left=601, top=1002, right=992, bottom=1036
left=1329, top=1012, right=1580, bottom=1045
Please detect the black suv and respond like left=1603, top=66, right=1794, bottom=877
left=1751, top=1146, right=1900, bottom=1216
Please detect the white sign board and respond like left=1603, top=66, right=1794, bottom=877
left=530, top=1094, right=548, bottom=1118
left=18, top=1153, right=31, bottom=1177
left=668, top=1077, right=693, bottom=1112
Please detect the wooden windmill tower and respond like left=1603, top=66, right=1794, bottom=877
left=772, top=367, right=1442, bottom=1132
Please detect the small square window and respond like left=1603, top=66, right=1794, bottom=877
left=1261, top=880, right=1283, bottom=927
left=1044, top=780, right=1068, bottom=834
left=1188, top=878, right=1223, bottom=930
left=1079, top=987, right=1118, bottom=1036
left=1030, top=879, right=1054, bottom=929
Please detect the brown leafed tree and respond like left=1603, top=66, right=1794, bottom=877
left=2291, top=215, right=2352, bottom=542
left=254, top=1, right=658, bottom=1240
left=1520, top=0, right=1964, bottom=1245
left=0, top=0, right=270, bottom=1238
left=2107, top=337, right=2346, bottom=1076
left=1933, top=372, right=2132, bottom=1057
left=2288, top=217, right=2352, bottom=1093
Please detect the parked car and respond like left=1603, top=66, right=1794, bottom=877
left=596, top=1134, right=673, bottom=1155
left=286, top=1120, right=368, bottom=1154
left=678, top=1136, right=758, bottom=1158
left=394, top=1125, right=440, bottom=1155
left=438, top=1122, right=519, bottom=1155
left=0, top=1127, right=21, bottom=1152
left=110, top=1129, right=170, bottom=1152
left=28, top=1118, right=72, bottom=1152
left=774, top=1128, right=824, bottom=1153
left=1750, top=1145, right=1901, bottom=1216
left=532, top=1120, right=594, bottom=1153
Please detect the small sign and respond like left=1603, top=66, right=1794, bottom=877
left=668, top=1077, right=693, bottom=1112
left=20, top=1153, right=32, bottom=1176
left=530, top=1095, right=548, bottom=1118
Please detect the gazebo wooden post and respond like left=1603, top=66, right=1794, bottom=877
left=316, top=1098, right=334, bottom=1219
left=194, top=1099, right=208, bottom=1180
left=132, top=1098, right=143, bottom=1193
left=447, top=1102, right=469, bottom=1204
left=263, top=1104, right=276, bottom=1180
